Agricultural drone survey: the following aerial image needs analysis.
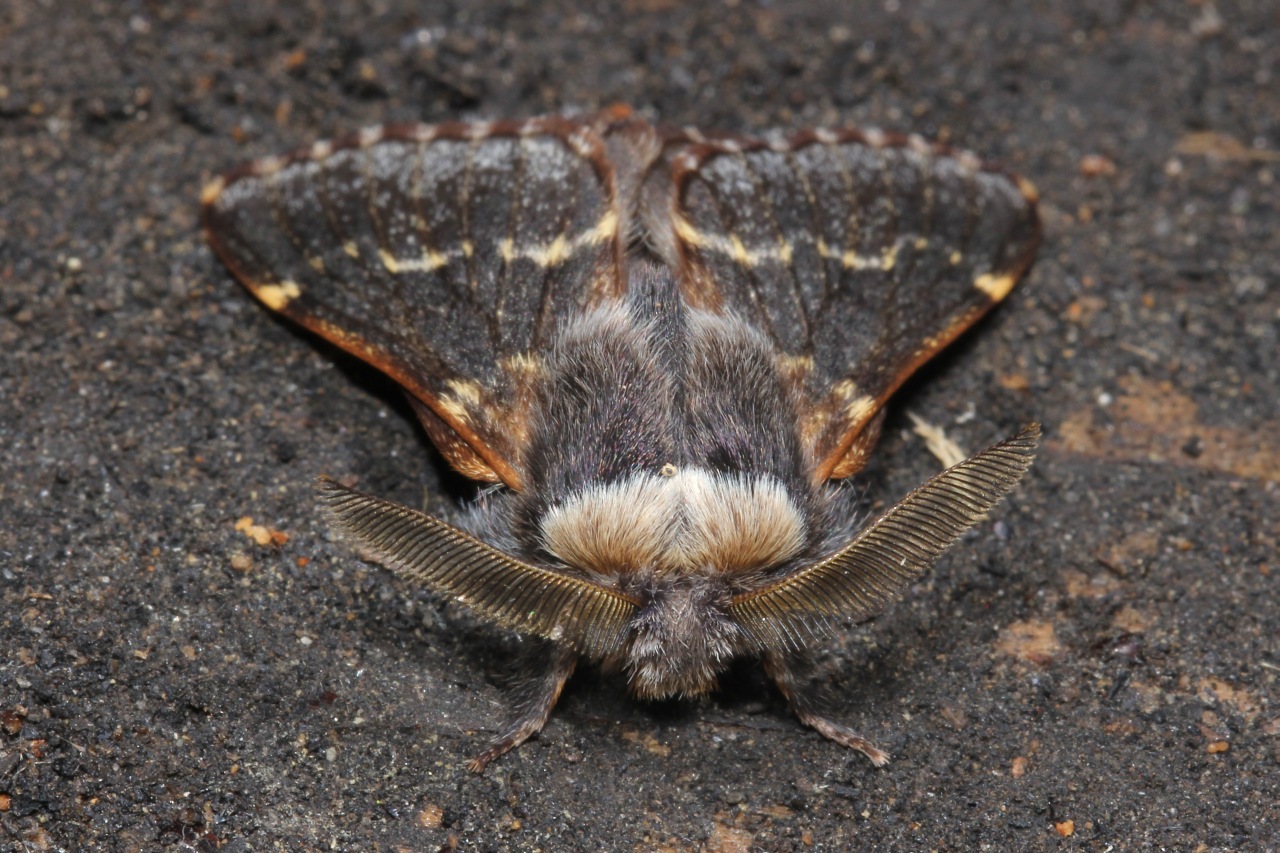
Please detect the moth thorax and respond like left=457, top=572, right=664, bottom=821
left=624, top=577, right=740, bottom=700
left=538, top=468, right=808, bottom=578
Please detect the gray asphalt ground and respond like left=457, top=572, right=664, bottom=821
left=1, top=1, right=1277, bottom=850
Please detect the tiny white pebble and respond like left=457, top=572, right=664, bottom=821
left=957, top=150, right=983, bottom=173
left=815, top=128, right=839, bottom=145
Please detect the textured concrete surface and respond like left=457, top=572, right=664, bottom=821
left=2, top=1, right=1277, bottom=850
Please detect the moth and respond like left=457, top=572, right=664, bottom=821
left=202, top=107, right=1041, bottom=771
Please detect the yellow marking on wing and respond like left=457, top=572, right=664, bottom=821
left=1016, top=176, right=1041, bottom=204
left=778, top=353, right=814, bottom=375
left=974, top=271, right=1017, bottom=300
left=530, top=233, right=571, bottom=267
left=405, top=251, right=449, bottom=272
left=817, top=235, right=927, bottom=272
left=498, top=210, right=619, bottom=268
left=879, top=241, right=900, bottom=272
left=674, top=215, right=709, bottom=247
left=837, top=248, right=872, bottom=269
left=587, top=209, right=619, bottom=244
left=949, top=250, right=964, bottom=265
left=200, top=177, right=225, bottom=206
left=502, top=353, right=544, bottom=377
left=832, top=378, right=861, bottom=402
left=844, top=394, right=877, bottom=423
left=596, top=209, right=621, bottom=238
left=307, top=255, right=325, bottom=274
left=343, top=241, right=360, bottom=259
left=387, top=224, right=620, bottom=274
left=255, top=280, right=302, bottom=311
left=674, top=215, right=795, bottom=268
left=378, top=249, right=450, bottom=274
left=446, top=379, right=485, bottom=408
left=818, top=241, right=888, bottom=271
left=433, top=381, right=487, bottom=427
left=437, top=395, right=473, bottom=425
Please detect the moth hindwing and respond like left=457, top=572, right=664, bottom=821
left=204, top=109, right=1041, bottom=771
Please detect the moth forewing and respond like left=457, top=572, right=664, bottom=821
left=206, top=109, right=1042, bottom=770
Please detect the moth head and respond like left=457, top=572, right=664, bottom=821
left=624, top=577, right=741, bottom=700
left=535, top=467, right=810, bottom=698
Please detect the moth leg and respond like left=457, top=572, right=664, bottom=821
left=467, top=642, right=577, bottom=773
left=763, top=650, right=890, bottom=767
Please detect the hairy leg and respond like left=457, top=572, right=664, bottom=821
left=763, top=650, right=890, bottom=767
left=467, top=642, right=577, bottom=772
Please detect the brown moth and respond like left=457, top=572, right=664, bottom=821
left=202, top=107, right=1041, bottom=771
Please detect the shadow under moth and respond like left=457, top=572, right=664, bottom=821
left=203, top=107, right=1041, bottom=771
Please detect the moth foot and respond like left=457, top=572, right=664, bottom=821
left=801, top=713, right=891, bottom=767
left=466, top=737, right=521, bottom=774
left=465, top=643, right=576, bottom=773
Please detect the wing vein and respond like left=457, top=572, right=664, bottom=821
left=497, top=136, right=529, bottom=354
left=460, top=137, right=498, bottom=345
left=408, top=137, right=481, bottom=318
left=826, top=138, right=861, bottom=318
left=531, top=137, right=584, bottom=352
left=784, top=145, right=830, bottom=329
left=699, top=166, right=784, bottom=349
left=739, top=151, right=812, bottom=342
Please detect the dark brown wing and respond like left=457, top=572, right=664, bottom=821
left=202, top=116, right=628, bottom=490
left=641, top=127, right=1041, bottom=482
